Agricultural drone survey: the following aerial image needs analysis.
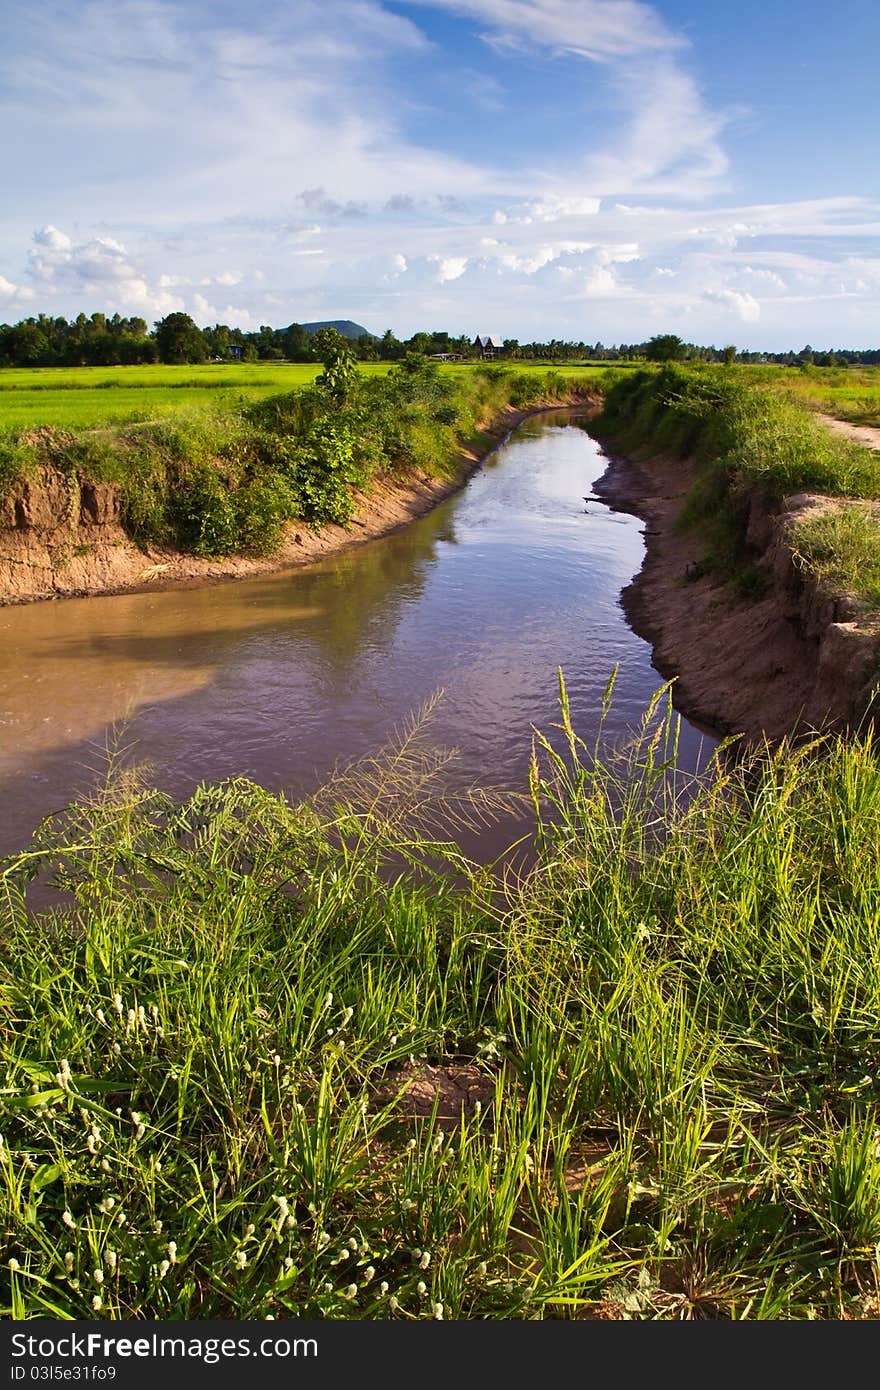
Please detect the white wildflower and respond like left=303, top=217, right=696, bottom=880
left=344, top=1284, right=357, bottom=1300
left=92, top=1296, right=102, bottom=1312
left=113, top=994, right=123, bottom=1016
left=64, top=1252, right=74, bottom=1274
left=159, top=1260, right=170, bottom=1278
left=8, top=1258, right=20, bottom=1272
left=417, top=1281, right=427, bottom=1296
left=419, top=1251, right=431, bottom=1270
left=61, top=1210, right=76, bottom=1230
left=235, top=1251, right=248, bottom=1269
left=433, top=1302, right=444, bottom=1320
left=167, top=1242, right=177, bottom=1265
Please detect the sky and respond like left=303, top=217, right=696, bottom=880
left=1, top=0, right=879, bottom=349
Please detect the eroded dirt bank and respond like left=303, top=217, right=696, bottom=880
left=0, top=396, right=596, bottom=606
left=594, top=446, right=880, bottom=741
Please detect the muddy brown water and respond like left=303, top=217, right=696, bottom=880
left=0, top=410, right=716, bottom=864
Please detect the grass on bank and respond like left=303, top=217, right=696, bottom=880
left=791, top=503, right=880, bottom=613
left=2, top=677, right=880, bottom=1321
left=0, top=363, right=594, bottom=559
left=595, top=364, right=880, bottom=605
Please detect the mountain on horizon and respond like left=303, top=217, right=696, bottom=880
left=301, top=319, right=371, bottom=339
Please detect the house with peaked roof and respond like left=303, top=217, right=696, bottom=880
left=472, top=334, right=504, bottom=360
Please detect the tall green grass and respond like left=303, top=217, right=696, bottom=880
left=3, top=678, right=880, bottom=1320
left=790, top=503, right=880, bottom=611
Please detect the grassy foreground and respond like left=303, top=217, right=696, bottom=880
left=2, top=679, right=880, bottom=1320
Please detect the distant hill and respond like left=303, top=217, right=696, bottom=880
left=302, top=320, right=371, bottom=340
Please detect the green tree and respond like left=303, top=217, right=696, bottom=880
left=644, top=334, right=687, bottom=362
left=721, top=344, right=737, bottom=366
left=282, top=323, right=314, bottom=362
left=314, top=328, right=358, bottom=405
left=154, top=312, right=207, bottom=365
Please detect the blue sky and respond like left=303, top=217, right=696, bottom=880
left=1, top=0, right=878, bottom=348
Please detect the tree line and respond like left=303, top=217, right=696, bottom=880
left=0, top=311, right=877, bottom=369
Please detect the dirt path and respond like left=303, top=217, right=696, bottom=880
left=815, top=412, right=880, bottom=451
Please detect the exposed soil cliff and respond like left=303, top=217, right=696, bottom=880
left=0, top=398, right=595, bottom=606
left=594, top=448, right=880, bottom=741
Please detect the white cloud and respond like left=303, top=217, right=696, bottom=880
left=704, top=288, right=761, bottom=323
left=496, top=195, right=602, bottom=224
left=0, top=274, right=33, bottom=303
left=582, top=265, right=620, bottom=297
left=409, top=0, right=681, bottom=63
left=431, top=255, right=469, bottom=282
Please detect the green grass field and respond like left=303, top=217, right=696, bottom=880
left=0, top=359, right=876, bottom=434
left=758, top=366, right=880, bottom=428
left=0, top=361, right=623, bottom=432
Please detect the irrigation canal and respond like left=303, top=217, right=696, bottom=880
left=0, top=409, right=716, bottom=862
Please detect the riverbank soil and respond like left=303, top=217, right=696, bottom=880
left=0, top=398, right=595, bottom=606
left=594, top=448, right=880, bottom=741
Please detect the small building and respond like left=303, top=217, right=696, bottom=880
left=472, top=334, right=504, bottom=360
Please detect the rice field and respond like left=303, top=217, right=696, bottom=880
left=0, top=361, right=619, bottom=433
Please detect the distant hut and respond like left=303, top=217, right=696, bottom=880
left=472, top=334, right=504, bottom=361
